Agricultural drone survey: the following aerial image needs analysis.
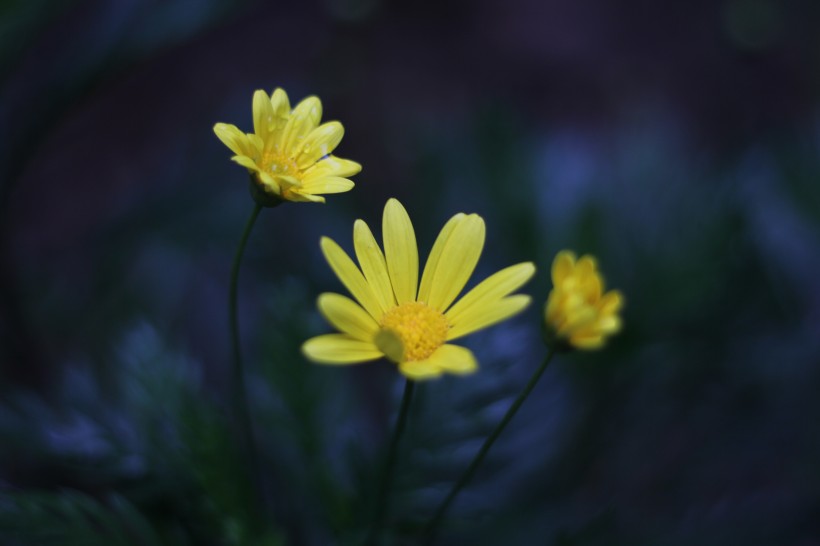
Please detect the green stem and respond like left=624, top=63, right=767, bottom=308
left=423, top=346, right=559, bottom=544
left=368, top=379, right=416, bottom=545
left=229, top=202, right=263, bottom=499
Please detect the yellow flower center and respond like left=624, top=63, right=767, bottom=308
left=377, top=302, right=449, bottom=362
left=260, top=149, right=301, bottom=178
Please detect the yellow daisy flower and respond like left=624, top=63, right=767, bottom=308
left=544, top=250, right=623, bottom=350
left=213, top=88, right=361, bottom=205
left=302, top=199, right=536, bottom=380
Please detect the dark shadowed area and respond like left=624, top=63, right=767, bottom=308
left=1, top=0, right=819, bottom=544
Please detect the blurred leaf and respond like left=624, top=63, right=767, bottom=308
left=0, top=490, right=163, bottom=546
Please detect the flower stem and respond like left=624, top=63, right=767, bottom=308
left=229, top=202, right=264, bottom=500
left=369, top=379, right=416, bottom=545
left=422, top=346, right=559, bottom=544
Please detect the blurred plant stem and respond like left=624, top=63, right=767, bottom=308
left=422, top=346, right=558, bottom=544
left=368, top=379, right=416, bottom=545
left=228, top=201, right=264, bottom=506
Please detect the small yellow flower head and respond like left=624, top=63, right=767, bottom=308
left=544, top=250, right=623, bottom=351
left=213, top=88, right=361, bottom=206
left=302, top=199, right=536, bottom=380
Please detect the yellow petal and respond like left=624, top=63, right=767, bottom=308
left=383, top=199, right=419, bottom=304
left=418, top=213, right=465, bottom=304
left=274, top=175, right=299, bottom=190
left=320, top=237, right=383, bottom=320
left=299, top=176, right=355, bottom=194
left=353, top=220, right=395, bottom=312
left=576, top=255, right=598, bottom=282
left=302, top=334, right=382, bottom=364
left=447, top=295, right=531, bottom=340
left=569, top=334, right=605, bottom=350
left=231, top=155, right=260, bottom=171
left=445, top=262, right=535, bottom=325
left=595, top=315, right=622, bottom=334
left=423, top=214, right=485, bottom=312
left=299, top=95, right=323, bottom=126
left=297, top=121, right=344, bottom=169
left=552, top=251, right=576, bottom=286
left=558, top=306, right=597, bottom=336
left=580, top=272, right=603, bottom=301
left=214, top=123, right=251, bottom=156
left=303, top=155, right=362, bottom=180
left=281, top=96, right=322, bottom=152
left=252, top=89, right=275, bottom=137
left=544, top=290, right=563, bottom=326
left=286, top=190, right=325, bottom=203
left=270, top=88, right=291, bottom=122
left=424, top=344, right=477, bottom=375
left=398, top=359, right=443, bottom=380
left=317, top=293, right=378, bottom=341
left=599, top=290, right=624, bottom=315
left=374, top=329, right=404, bottom=363
left=247, top=134, right=265, bottom=156
left=257, top=172, right=281, bottom=195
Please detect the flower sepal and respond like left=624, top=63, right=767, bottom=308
left=540, top=321, right=576, bottom=354
left=248, top=175, right=284, bottom=208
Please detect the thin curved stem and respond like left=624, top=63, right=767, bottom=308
left=229, top=202, right=263, bottom=498
left=423, top=346, right=559, bottom=544
left=368, top=379, right=416, bottom=545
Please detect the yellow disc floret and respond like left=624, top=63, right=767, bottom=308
left=261, top=149, right=299, bottom=178
left=378, top=302, right=449, bottom=362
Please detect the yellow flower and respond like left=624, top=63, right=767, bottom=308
left=544, top=250, right=623, bottom=350
left=213, top=88, right=361, bottom=205
left=302, top=199, right=536, bottom=380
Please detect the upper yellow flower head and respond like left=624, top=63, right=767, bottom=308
left=302, top=199, right=536, bottom=380
left=544, top=250, right=623, bottom=351
left=213, top=88, right=361, bottom=206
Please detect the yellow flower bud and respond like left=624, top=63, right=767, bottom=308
left=544, top=250, right=623, bottom=351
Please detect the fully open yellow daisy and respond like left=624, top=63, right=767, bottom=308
left=544, top=250, right=623, bottom=350
left=213, top=88, right=361, bottom=205
left=302, top=199, right=536, bottom=380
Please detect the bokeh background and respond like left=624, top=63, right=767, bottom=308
left=2, top=0, right=820, bottom=544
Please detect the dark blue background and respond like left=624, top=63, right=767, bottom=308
left=1, top=1, right=819, bottom=544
